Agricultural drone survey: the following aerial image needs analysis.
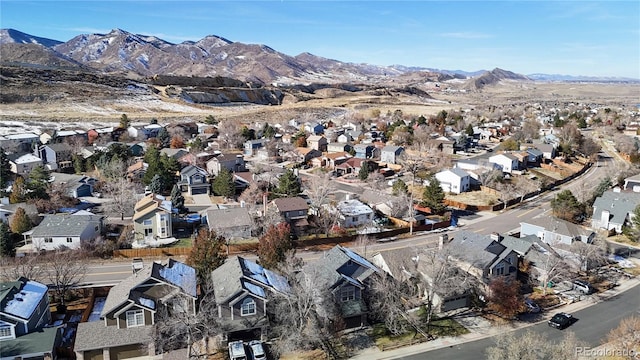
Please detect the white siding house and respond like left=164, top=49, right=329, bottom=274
left=336, top=199, right=374, bottom=228
left=435, top=168, right=472, bottom=194
left=489, top=153, right=520, bottom=173
left=24, top=214, right=103, bottom=251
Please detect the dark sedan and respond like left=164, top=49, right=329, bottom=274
left=548, top=312, right=573, bottom=329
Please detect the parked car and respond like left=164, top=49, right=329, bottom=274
left=548, top=312, right=573, bottom=329
left=524, top=298, right=540, bottom=313
left=248, top=340, right=266, bottom=360
left=572, top=279, right=595, bottom=294
left=228, top=341, right=247, bottom=360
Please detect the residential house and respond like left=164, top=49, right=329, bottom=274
left=380, top=146, right=404, bottom=165
left=327, top=142, right=353, bottom=153
left=454, top=159, right=500, bottom=174
left=591, top=190, right=640, bottom=234
left=435, top=168, right=472, bottom=194
left=7, top=153, right=42, bottom=176
left=489, top=153, right=520, bottom=174
left=322, top=152, right=351, bottom=170
left=304, top=122, right=324, bottom=135
left=525, top=148, right=544, bottom=166
left=448, top=230, right=519, bottom=283
left=270, top=197, right=309, bottom=231
left=536, top=143, right=557, bottom=160
left=303, top=245, right=382, bottom=328
left=353, top=144, right=378, bottom=159
left=623, top=173, right=640, bottom=192
left=307, top=135, right=328, bottom=152
left=433, top=137, right=456, bottom=155
left=38, top=143, right=73, bottom=171
left=127, top=161, right=148, bottom=181
left=206, top=207, right=253, bottom=239
left=291, top=147, right=322, bottom=163
left=53, top=129, right=87, bottom=144
left=244, top=139, right=267, bottom=157
left=167, top=122, right=199, bottom=139
left=177, top=152, right=197, bottom=167
left=128, top=142, right=146, bottom=157
left=520, top=217, right=595, bottom=245
left=132, top=194, right=173, bottom=243
left=160, top=148, right=188, bottom=161
left=0, top=278, right=61, bottom=360
left=335, top=158, right=376, bottom=176
left=206, top=153, right=246, bottom=176
left=210, top=257, right=290, bottom=339
left=50, top=172, right=98, bottom=198
left=0, top=133, right=39, bottom=153
left=177, top=165, right=210, bottom=196
left=74, top=259, right=197, bottom=360
left=336, top=199, right=374, bottom=228
left=127, top=124, right=162, bottom=140
left=23, top=214, right=104, bottom=251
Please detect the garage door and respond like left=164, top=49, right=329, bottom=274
left=191, top=187, right=209, bottom=195
left=442, top=295, right=469, bottom=312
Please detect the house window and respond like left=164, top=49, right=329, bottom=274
left=340, top=286, right=355, bottom=302
left=95, top=225, right=99, bottom=232
left=44, top=237, right=53, bottom=243
left=495, top=263, right=505, bottom=276
left=66, top=237, right=73, bottom=243
left=126, top=309, right=145, bottom=327
left=241, top=298, right=256, bottom=316
left=143, top=219, right=152, bottom=226
left=0, top=325, right=12, bottom=338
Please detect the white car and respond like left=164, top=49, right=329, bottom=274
left=248, top=340, right=266, bottom=360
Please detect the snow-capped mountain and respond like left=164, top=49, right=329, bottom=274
left=0, top=28, right=62, bottom=47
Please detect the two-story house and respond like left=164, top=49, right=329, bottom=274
left=7, top=153, right=43, bottom=176
left=74, top=259, right=197, bottom=360
left=489, top=153, right=520, bottom=174
left=23, top=214, right=104, bottom=251
left=353, top=144, right=378, bottom=159
left=520, top=217, right=595, bottom=246
left=132, top=193, right=173, bottom=243
left=435, top=168, right=472, bottom=194
left=448, top=231, right=519, bottom=284
left=270, top=197, right=309, bottom=232
left=38, top=143, right=73, bottom=171
left=50, top=172, right=98, bottom=198
left=0, top=277, right=61, bottom=360
left=307, top=135, right=328, bottom=152
left=178, top=165, right=210, bottom=196
left=127, top=160, right=148, bottom=182
left=244, top=139, right=267, bottom=157
left=336, top=199, right=374, bottom=228
left=304, top=245, right=382, bottom=328
left=380, top=146, right=404, bottom=165
left=210, top=256, right=290, bottom=340
left=591, top=190, right=640, bottom=234
left=206, top=153, right=246, bottom=176
left=303, top=122, right=324, bottom=135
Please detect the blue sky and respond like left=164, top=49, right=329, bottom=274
left=2, top=1, right=639, bottom=78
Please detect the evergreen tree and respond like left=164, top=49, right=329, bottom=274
left=422, top=175, right=446, bottom=213
left=551, top=190, right=584, bottom=222
left=171, top=185, right=186, bottom=213
left=392, top=179, right=409, bottom=196
left=119, top=113, right=130, bottom=129
left=465, top=123, right=475, bottom=136
left=204, top=115, right=218, bottom=125
left=9, top=177, right=26, bottom=204
left=157, top=127, right=170, bottom=148
left=149, top=174, right=163, bottom=194
left=263, top=123, right=276, bottom=138
left=358, top=161, right=370, bottom=181
left=588, top=177, right=612, bottom=206
left=143, top=146, right=161, bottom=185
left=73, top=154, right=84, bottom=174
left=159, top=154, right=179, bottom=191
left=212, top=168, right=235, bottom=198
left=0, top=148, right=11, bottom=190
left=186, top=229, right=227, bottom=284
left=189, top=137, right=204, bottom=153
left=26, top=166, right=50, bottom=200
left=9, top=207, right=32, bottom=235
left=277, top=169, right=301, bottom=196
left=0, top=222, right=14, bottom=257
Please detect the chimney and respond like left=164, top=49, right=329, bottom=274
left=490, top=232, right=502, bottom=242
left=438, top=234, right=447, bottom=250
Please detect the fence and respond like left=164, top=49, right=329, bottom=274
left=113, top=247, right=193, bottom=258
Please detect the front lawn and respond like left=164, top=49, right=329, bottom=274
left=170, top=238, right=193, bottom=248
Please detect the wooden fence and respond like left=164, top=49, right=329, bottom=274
left=113, top=247, right=193, bottom=258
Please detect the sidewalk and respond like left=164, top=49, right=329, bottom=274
left=349, top=276, right=640, bottom=360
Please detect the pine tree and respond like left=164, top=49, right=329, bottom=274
left=119, top=113, right=130, bottom=129
left=9, top=207, right=32, bottom=235
left=212, top=168, right=234, bottom=198
left=422, top=175, right=446, bottom=213
left=551, top=190, right=584, bottom=222
left=258, top=223, right=293, bottom=270
left=392, top=179, right=409, bottom=196
left=358, top=161, right=370, bottom=181
left=171, top=185, right=185, bottom=213
left=149, top=174, right=163, bottom=194
left=277, top=169, right=301, bottom=196
left=186, top=229, right=227, bottom=284
left=73, top=154, right=84, bottom=174
left=157, top=127, right=170, bottom=148
left=0, top=148, right=11, bottom=190
left=0, top=222, right=14, bottom=257
left=27, top=165, right=50, bottom=200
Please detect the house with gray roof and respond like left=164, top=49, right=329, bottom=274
left=623, top=173, right=640, bottom=192
left=22, top=214, right=104, bottom=252
left=435, top=168, right=472, bottom=194
left=209, top=256, right=289, bottom=338
left=177, top=165, right=210, bottom=196
left=336, top=199, right=374, bottom=228
left=0, top=277, right=61, bottom=360
left=303, top=245, right=381, bottom=328
left=380, top=145, right=404, bottom=164
left=206, top=153, right=246, bottom=176
left=206, top=206, right=253, bottom=239
left=50, top=172, right=98, bottom=198
left=489, top=153, right=520, bottom=173
left=7, top=153, right=42, bottom=176
left=520, top=217, right=595, bottom=246
left=38, top=143, right=73, bottom=171
left=74, top=259, right=196, bottom=360
left=591, top=190, right=640, bottom=234
left=448, top=231, right=519, bottom=284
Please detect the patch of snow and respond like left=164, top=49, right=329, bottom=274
left=137, top=54, right=149, bottom=69
left=235, top=55, right=245, bottom=59
left=608, top=254, right=635, bottom=268
left=3, top=281, right=48, bottom=319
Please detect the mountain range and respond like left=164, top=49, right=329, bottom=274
left=1, top=28, right=636, bottom=86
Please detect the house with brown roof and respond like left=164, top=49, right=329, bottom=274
left=270, top=197, right=309, bottom=231
left=322, top=152, right=352, bottom=170
left=126, top=160, right=148, bottom=181
left=74, top=259, right=196, bottom=360
left=132, top=194, right=173, bottom=243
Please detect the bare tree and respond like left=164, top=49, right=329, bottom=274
left=104, top=177, right=137, bottom=220
left=367, top=172, right=386, bottom=190
left=521, top=118, right=541, bottom=141
left=216, top=119, right=244, bottom=150
left=569, top=236, right=609, bottom=273
left=487, top=329, right=584, bottom=360
left=311, top=207, right=340, bottom=237
left=368, top=270, right=417, bottom=336
left=0, top=255, right=45, bottom=282
left=45, top=250, right=88, bottom=306
left=605, top=316, right=640, bottom=357
left=478, top=168, right=504, bottom=189
left=513, top=177, right=541, bottom=203
left=304, top=173, right=334, bottom=212
left=528, top=242, right=573, bottom=295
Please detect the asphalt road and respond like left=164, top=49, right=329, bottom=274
left=396, top=283, right=640, bottom=360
